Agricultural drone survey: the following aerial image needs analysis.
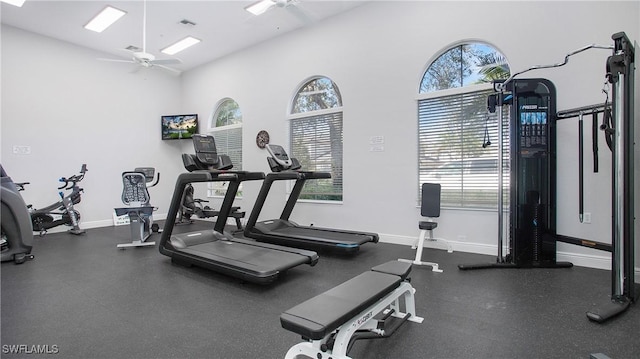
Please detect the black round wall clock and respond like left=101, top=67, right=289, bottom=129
left=256, top=130, right=270, bottom=149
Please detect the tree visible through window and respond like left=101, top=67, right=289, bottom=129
left=290, top=77, right=343, bottom=201
left=418, top=42, right=510, bottom=209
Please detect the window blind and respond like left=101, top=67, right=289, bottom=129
left=208, top=126, right=243, bottom=197
left=290, top=112, right=343, bottom=201
left=418, top=89, right=509, bottom=209
left=211, top=127, right=242, bottom=170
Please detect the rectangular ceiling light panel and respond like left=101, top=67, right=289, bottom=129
left=84, top=6, right=127, bottom=33
left=245, top=0, right=276, bottom=16
left=1, top=0, right=27, bottom=7
left=161, top=36, right=201, bottom=55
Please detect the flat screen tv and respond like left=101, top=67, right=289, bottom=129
left=161, top=114, right=198, bottom=140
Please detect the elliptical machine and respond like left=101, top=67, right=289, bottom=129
left=19, top=164, right=87, bottom=237
left=1, top=164, right=34, bottom=264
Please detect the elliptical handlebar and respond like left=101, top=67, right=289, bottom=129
left=57, top=164, right=88, bottom=190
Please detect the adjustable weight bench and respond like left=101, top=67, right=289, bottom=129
left=280, top=261, right=423, bottom=359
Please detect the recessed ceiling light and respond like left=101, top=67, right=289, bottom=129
left=84, top=6, right=126, bottom=33
left=161, top=36, right=201, bottom=56
left=1, top=0, right=26, bottom=7
left=245, top=0, right=276, bottom=16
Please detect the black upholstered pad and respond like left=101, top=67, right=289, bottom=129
left=114, top=206, right=154, bottom=217
left=371, top=260, right=412, bottom=280
left=280, top=271, right=402, bottom=340
left=419, top=221, right=437, bottom=231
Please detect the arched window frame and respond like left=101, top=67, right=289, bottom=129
left=417, top=41, right=510, bottom=210
left=288, top=76, right=344, bottom=202
left=207, top=97, right=243, bottom=197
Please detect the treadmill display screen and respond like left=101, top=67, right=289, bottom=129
left=194, top=136, right=217, bottom=153
left=266, top=144, right=292, bottom=168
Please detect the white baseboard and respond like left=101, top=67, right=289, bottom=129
left=43, top=213, right=169, bottom=234
left=379, top=233, right=640, bottom=275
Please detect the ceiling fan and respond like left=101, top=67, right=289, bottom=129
left=99, top=0, right=182, bottom=73
left=246, top=0, right=314, bottom=24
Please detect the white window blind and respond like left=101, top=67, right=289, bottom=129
left=211, top=125, right=242, bottom=170
left=208, top=98, right=242, bottom=197
left=418, top=89, right=509, bottom=209
left=290, top=112, right=343, bottom=201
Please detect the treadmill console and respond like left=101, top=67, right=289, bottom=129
left=266, top=144, right=293, bottom=168
left=193, top=134, right=219, bottom=166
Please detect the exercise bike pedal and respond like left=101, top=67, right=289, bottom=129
left=13, top=253, right=35, bottom=265
left=151, top=223, right=163, bottom=233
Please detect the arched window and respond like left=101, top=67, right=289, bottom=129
left=417, top=42, right=510, bottom=209
left=289, top=76, right=343, bottom=201
left=208, top=98, right=242, bottom=196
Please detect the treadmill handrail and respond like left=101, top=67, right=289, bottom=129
left=159, top=170, right=264, bottom=254
left=299, top=171, right=331, bottom=180
left=245, top=169, right=344, bottom=239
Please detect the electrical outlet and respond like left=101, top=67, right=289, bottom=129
left=583, top=212, right=591, bottom=224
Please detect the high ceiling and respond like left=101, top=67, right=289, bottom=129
left=1, top=0, right=367, bottom=73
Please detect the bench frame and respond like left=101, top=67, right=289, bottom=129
left=284, top=280, right=424, bottom=359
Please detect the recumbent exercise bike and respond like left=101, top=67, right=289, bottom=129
left=115, top=167, right=161, bottom=248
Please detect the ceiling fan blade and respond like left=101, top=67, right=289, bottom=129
left=142, top=0, right=147, bottom=53
left=154, top=64, right=182, bottom=74
left=150, top=58, right=182, bottom=65
left=97, top=58, right=136, bottom=64
left=286, top=2, right=314, bottom=24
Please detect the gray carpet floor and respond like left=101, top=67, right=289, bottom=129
left=2, top=221, right=638, bottom=359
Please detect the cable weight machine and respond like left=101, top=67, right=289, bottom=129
left=459, top=77, right=573, bottom=269
left=458, top=32, right=636, bottom=323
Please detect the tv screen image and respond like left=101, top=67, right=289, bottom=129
left=162, top=114, right=198, bottom=140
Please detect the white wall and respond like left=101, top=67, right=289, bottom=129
left=2, top=1, right=639, bottom=270
left=1, top=25, right=184, bottom=227
left=182, top=1, right=639, bottom=268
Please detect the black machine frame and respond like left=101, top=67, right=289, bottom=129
left=158, top=135, right=318, bottom=285
left=243, top=144, right=378, bottom=254
left=458, top=32, right=636, bottom=323
left=458, top=78, right=572, bottom=269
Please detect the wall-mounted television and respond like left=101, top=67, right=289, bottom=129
left=161, top=114, right=198, bottom=140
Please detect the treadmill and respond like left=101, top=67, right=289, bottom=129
left=158, top=135, right=318, bottom=284
left=243, top=144, right=378, bottom=254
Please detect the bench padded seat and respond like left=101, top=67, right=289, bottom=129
left=281, top=261, right=412, bottom=340
left=371, top=260, right=412, bottom=279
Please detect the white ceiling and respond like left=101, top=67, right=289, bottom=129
left=1, top=0, right=367, bottom=73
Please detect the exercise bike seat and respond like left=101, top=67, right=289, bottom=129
left=121, top=171, right=151, bottom=206
left=116, top=169, right=159, bottom=249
